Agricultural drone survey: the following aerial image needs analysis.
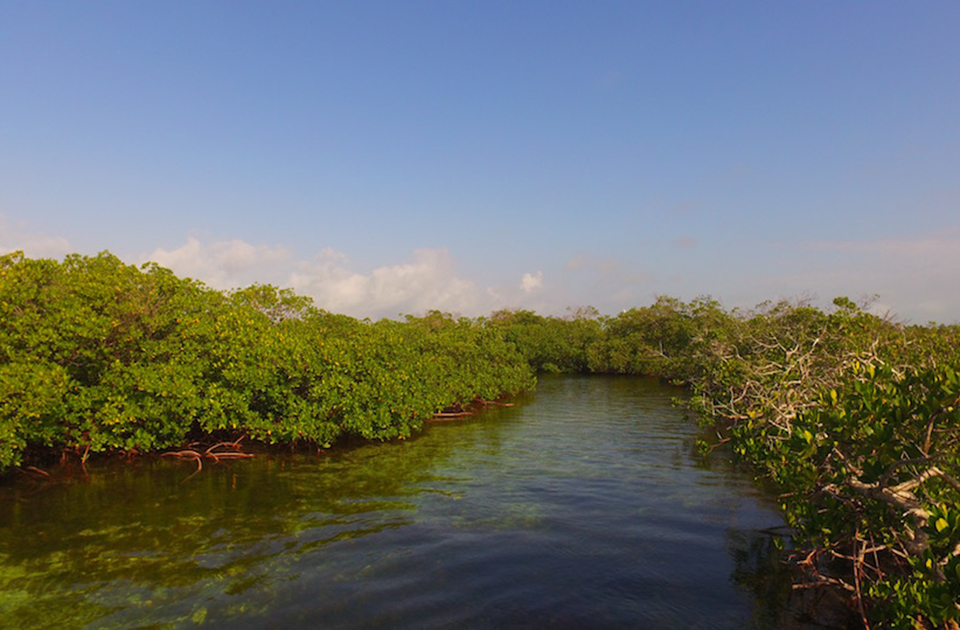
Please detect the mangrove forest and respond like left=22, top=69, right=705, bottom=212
left=2, top=250, right=960, bottom=628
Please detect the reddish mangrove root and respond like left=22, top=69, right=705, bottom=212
left=161, top=442, right=255, bottom=478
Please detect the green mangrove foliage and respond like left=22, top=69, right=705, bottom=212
left=484, top=307, right=602, bottom=373
left=768, top=362, right=960, bottom=628
left=5, top=248, right=960, bottom=625
left=675, top=298, right=960, bottom=628
left=489, top=297, right=960, bottom=627
left=0, top=251, right=534, bottom=472
left=483, top=296, right=731, bottom=381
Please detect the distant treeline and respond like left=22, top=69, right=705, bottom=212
left=3, top=250, right=960, bottom=627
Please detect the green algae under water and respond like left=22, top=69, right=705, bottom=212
left=2, top=376, right=810, bottom=629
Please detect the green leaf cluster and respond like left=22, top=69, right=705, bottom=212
left=0, top=252, right=534, bottom=472
left=483, top=308, right=602, bottom=373
left=768, top=362, right=960, bottom=628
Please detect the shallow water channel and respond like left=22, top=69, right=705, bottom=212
left=1, top=375, right=802, bottom=629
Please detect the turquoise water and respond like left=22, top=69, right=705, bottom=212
left=0, top=375, right=802, bottom=628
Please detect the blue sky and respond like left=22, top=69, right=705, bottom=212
left=2, top=1, right=958, bottom=322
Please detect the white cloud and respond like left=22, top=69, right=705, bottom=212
left=144, top=238, right=485, bottom=319
left=6, top=225, right=959, bottom=323
left=146, top=237, right=292, bottom=289
left=0, top=215, right=72, bottom=258
left=520, top=271, right=543, bottom=293
left=291, top=247, right=482, bottom=317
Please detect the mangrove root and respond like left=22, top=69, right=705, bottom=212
left=161, top=442, right=255, bottom=477
left=430, top=412, right=474, bottom=420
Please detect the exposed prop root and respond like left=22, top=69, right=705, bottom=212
left=430, top=412, right=474, bottom=420
left=430, top=398, right=516, bottom=421
left=161, top=440, right=254, bottom=481
left=475, top=399, right=515, bottom=407
left=756, top=523, right=794, bottom=537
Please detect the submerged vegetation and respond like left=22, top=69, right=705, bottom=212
left=3, top=250, right=960, bottom=626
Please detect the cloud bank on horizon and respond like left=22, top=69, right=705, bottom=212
left=4, top=228, right=960, bottom=324
left=1, top=2, right=958, bottom=323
